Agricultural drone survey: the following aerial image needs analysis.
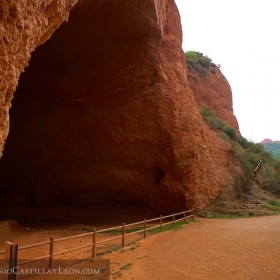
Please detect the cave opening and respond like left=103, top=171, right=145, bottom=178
left=0, top=1, right=162, bottom=222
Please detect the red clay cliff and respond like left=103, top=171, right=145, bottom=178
left=188, top=62, right=239, bottom=131
left=0, top=0, right=233, bottom=218
left=0, top=0, right=77, bottom=158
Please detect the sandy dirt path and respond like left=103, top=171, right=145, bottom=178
left=109, top=216, right=280, bottom=280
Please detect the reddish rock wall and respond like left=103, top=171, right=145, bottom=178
left=0, top=0, right=232, bottom=218
left=188, top=66, right=239, bottom=131
left=0, top=0, right=77, bottom=158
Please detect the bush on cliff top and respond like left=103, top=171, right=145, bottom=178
left=185, top=51, right=213, bottom=76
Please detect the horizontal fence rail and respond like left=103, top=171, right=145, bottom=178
left=1, top=209, right=194, bottom=278
left=18, top=240, right=51, bottom=251
left=54, top=232, right=94, bottom=243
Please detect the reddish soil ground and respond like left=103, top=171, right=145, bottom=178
left=1, top=215, right=280, bottom=279
left=109, top=216, right=280, bottom=280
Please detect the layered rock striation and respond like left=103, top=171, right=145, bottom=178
left=0, top=0, right=232, bottom=217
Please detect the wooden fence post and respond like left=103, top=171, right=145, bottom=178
left=172, top=213, right=175, bottom=228
left=5, top=242, right=13, bottom=263
left=144, top=219, right=147, bottom=238
left=192, top=209, right=195, bottom=219
left=8, top=243, right=18, bottom=280
left=122, top=223, right=126, bottom=247
left=92, top=228, right=97, bottom=258
left=49, top=237, right=54, bottom=269
left=183, top=210, right=186, bottom=222
left=160, top=215, right=163, bottom=232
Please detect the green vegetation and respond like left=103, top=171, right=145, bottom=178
left=104, top=227, right=143, bottom=235
left=199, top=107, right=237, bottom=140
left=119, top=263, right=133, bottom=271
left=113, top=263, right=134, bottom=279
left=199, top=107, right=251, bottom=147
left=269, top=200, right=280, bottom=208
left=263, top=142, right=280, bottom=158
left=199, top=107, right=280, bottom=197
left=256, top=153, right=280, bottom=195
left=104, top=219, right=193, bottom=236
left=197, top=211, right=266, bottom=219
left=147, top=219, right=193, bottom=234
left=185, top=51, right=214, bottom=77
left=197, top=211, right=240, bottom=219
left=211, top=69, right=217, bottom=75
left=106, top=219, right=193, bottom=235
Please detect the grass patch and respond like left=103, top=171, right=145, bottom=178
left=121, top=243, right=141, bottom=252
left=113, top=263, right=134, bottom=279
left=105, top=226, right=143, bottom=235
left=147, top=219, right=193, bottom=234
left=120, top=263, right=133, bottom=271
left=199, top=107, right=238, bottom=141
left=197, top=211, right=240, bottom=219
left=104, top=220, right=194, bottom=236
left=126, top=226, right=143, bottom=234
left=269, top=200, right=280, bottom=208
left=96, top=244, right=121, bottom=257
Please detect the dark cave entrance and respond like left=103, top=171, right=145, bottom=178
left=0, top=1, right=161, bottom=221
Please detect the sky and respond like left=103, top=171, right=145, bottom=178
left=175, top=0, right=280, bottom=143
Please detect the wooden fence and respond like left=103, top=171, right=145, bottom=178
left=0, top=209, right=194, bottom=279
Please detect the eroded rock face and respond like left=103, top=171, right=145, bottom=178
left=0, top=0, right=232, bottom=217
left=0, top=0, right=77, bottom=158
left=188, top=65, right=240, bottom=131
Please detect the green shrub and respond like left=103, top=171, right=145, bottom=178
left=199, top=107, right=237, bottom=141
left=199, top=107, right=224, bottom=130
left=199, top=106, right=280, bottom=197
left=259, top=162, right=280, bottom=195
left=269, top=200, right=280, bottom=208
left=219, top=132, right=231, bottom=142
left=233, top=172, right=253, bottom=198
left=223, top=126, right=237, bottom=141
left=235, top=135, right=251, bottom=149
left=185, top=51, right=213, bottom=76
left=199, top=56, right=212, bottom=68
left=185, top=51, right=198, bottom=60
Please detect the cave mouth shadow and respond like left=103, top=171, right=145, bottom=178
left=0, top=1, right=164, bottom=221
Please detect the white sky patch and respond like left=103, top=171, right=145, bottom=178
left=175, top=0, right=280, bottom=143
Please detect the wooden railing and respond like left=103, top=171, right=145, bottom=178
left=1, top=209, right=194, bottom=277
